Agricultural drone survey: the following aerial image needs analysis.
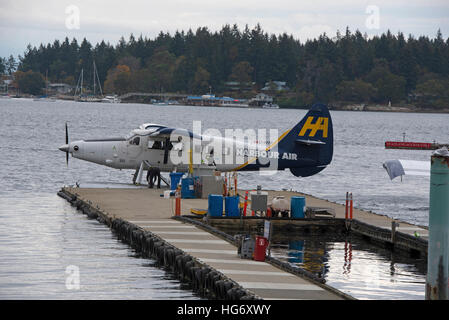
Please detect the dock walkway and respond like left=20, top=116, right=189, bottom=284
left=61, top=187, right=345, bottom=300
left=128, top=218, right=339, bottom=300
left=59, top=185, right=429, bottom=299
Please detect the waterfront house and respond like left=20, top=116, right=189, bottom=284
left=48, top=83, right=73, bottom=94
left=261, top=81, right=289, bottom=92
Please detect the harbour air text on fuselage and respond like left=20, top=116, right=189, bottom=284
left=59, top=103, right=333, bottom=178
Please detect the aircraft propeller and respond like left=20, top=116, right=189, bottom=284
left=65, top=122, right=69, bottom=165
left=58, top=122, right=70, bottom=166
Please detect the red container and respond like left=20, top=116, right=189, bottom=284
left=254, top=236, right=269, bottom=261
left=385, top=141, right=432, bottom=150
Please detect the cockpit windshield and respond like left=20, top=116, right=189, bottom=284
left=124, top=132, right=135, bottom=140
left=124, top=132, right=141, bottom=146
left=130, top=136, right=140, bottom=146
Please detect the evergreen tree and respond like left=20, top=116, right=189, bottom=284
left=6, top=55, right=18, bottom=75
left=229, top=61, right=254, bottom=90
left=0, top=57, right=6, bottom=74
left=9, top=24, right=449, bottom=108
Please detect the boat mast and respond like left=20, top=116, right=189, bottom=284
left=93, top=62, right=96, bottom=96
left=45, top=70, right=48, bottom=97
left=78, top=68, right=84, bottom=97
left=93, top=61, right=103, bottom=97
left=74, top=68, right=84, bottom=98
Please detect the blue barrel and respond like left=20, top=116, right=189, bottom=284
left=208, top=194, right=223, bottom=217
left=181, top=177, right=195, bottom=199
left=291, top=196, right=306, bottom=218
left=170, top=172, right=184, bottom=190
left=225, top=196, right=240, bottom=217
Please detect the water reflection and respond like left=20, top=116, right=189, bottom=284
left=0, top=194, right=200, bottom=299
left=271, top=236, right=426, bottom=300
left=343, top=241, right=352, bottom=276
left=287, top=241, right=304, bottom=263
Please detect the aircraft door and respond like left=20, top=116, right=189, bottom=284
left=146, top=139, right=165, bottom=168
left=127, top=136, right=143, bottom=159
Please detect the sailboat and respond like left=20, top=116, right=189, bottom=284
left=74, top=68, right=85, bottom=101
left=74, top=61, right=103, bottom=102
left=151, top=86, right=169, bottom=105
left=262, top=102, right=279, bottom=109
left=101, top=94, right=121, bottom=103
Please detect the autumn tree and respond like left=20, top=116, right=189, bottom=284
left=104, top=65, right=131, bottom=94
left=14, top=70, right=45, bottom=95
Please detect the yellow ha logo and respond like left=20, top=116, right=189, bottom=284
left=298, top=117, right=328, bottom=138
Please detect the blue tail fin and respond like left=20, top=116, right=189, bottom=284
left=278, top=103, right=333, bottom=177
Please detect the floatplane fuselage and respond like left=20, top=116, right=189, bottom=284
left=59, top=104, right=334, bottom=180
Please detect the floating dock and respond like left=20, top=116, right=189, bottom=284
left=385, top=141, right=449, bottom=150
left=57, top=186, right=429, bottom=300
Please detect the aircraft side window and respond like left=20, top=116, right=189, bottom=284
left=152, top=141, right=162, bottom=149
left=159, top=141, right=173, bottom=150
left=130, top=137, right=140, bottom=145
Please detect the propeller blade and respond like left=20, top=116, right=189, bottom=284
left=65, top=122, right=69, bottom=166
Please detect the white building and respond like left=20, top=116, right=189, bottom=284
left=261, top=81, right=289, bottom=92
left=48, top=83, right=73, bottom=94
left=249, top=93, right=273, bottom=107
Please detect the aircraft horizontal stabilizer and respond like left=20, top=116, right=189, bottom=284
left=295, top=139, right=326, bottom=145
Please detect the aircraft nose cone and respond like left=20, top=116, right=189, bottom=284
left=59, top=144, right=69, bottom=152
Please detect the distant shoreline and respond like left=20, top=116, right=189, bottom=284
left=282, top=103, right=449, bottom=114
left=331, top=104, right=449, bottom=114
left=3, top=94, right=448, bottom=114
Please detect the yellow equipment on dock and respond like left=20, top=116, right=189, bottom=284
left=190, top=208, right=207, bottom=216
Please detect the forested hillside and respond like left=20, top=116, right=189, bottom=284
left=4, top=24, right=449, bottom=108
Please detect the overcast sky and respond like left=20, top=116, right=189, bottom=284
left=1, top=0, right=448, bottom=58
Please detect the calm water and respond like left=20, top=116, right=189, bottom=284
left=1, top=98, right=447, bottom=299
left=270, top=236, right=426, bottom=300
left=0, top=194, right=198, bottom=299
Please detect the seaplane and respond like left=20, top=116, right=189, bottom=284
left=58, top=103, right=334, bottom=184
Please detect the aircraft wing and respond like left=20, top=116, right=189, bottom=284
left=149, top=127, right=201, bottom=140
left=382, top=159, right=430, bottom=180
